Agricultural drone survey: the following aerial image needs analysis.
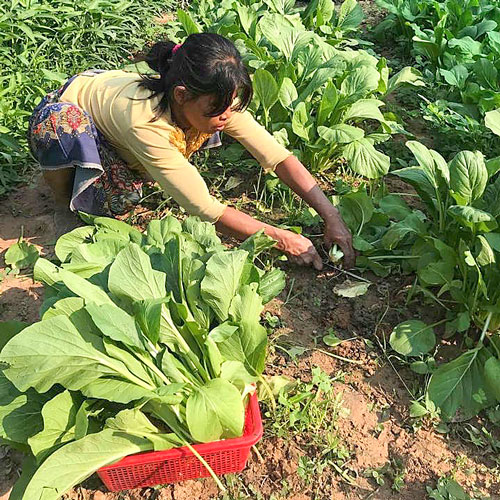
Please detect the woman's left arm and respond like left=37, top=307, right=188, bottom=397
left=275, top=155, right=356, bottom=269
left=224, top=111, right=355, bottom=267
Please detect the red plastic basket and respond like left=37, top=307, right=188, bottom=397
left=97, top=393, right=262, bottom=491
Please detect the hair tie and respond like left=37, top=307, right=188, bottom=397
left=172, top=43, right=182, bottom=55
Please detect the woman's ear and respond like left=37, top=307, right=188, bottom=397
left=173, top=85, right=188, bottom=105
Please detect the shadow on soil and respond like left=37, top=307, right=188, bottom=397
left=0, top=285, right=43, bottom=323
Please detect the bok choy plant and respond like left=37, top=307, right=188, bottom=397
left=334, top=140, right=500, bottom=421
left=167, top=0, right=424, bottom=178
left=0, top=216, right=285, bottom=499
left=375, top=0, right=500, bottom=153
left=357, top=141, right=500, bottom=422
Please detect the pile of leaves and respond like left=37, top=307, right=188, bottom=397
left=163, top=0, right=424, bottom=177
left=0, top=215, right=285, bottom=499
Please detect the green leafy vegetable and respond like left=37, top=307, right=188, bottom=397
left=5, top=237, right=39, bottom=270
left=0, top=215, right=285, bottom=498
left=390, top=320, right=436, bottom=357
left=427, top=348, right=493, bottom=421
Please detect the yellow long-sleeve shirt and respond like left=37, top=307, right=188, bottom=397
left=60, top=70, right=292, bottom=222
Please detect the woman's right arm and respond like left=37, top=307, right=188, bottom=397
left=131, top=124, right=323, bottom=269
left=216, top=206, right=324, bottom=270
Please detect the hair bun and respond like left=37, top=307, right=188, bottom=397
left=144, top=41, right=176, bottom=73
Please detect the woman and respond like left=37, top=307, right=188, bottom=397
left=28, top=33, right=355, bottom=270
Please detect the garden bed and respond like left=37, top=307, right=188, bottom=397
left=1, top=178, right=498, bottom=499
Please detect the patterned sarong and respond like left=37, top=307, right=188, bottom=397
left=28, top=70, right=221, bottom=215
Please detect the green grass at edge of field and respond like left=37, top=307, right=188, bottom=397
left=0, top=0, right=176, bottom=196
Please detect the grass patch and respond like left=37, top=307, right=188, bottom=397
left=1, top=0, right=174, bottom=195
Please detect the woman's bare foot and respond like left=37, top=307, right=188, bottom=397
left=54, top=207, right=83, bottom=239
left=42, top=168, right=82, bottom=239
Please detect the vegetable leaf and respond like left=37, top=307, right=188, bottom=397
left=186, top=379, right=244, bottom=442
left=428, top=348, right=494, bottom=421
left=21, top=429, right=153, bottom=500
left=390, top=320, right=436, bottom=357
left=201, top=250, right=248, bottom=321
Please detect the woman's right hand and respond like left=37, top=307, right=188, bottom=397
left=275, top=229, right=323, bottom=270
left=215, top=207, right=323, bottom=270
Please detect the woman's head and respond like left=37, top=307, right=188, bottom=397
left=140, top=33, right=252, bottom=133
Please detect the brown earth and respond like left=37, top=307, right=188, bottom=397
left=1, top=178, right=499, bottom=500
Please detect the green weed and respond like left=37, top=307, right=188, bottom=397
left=262, top=367, right=355, bottom=488
left=364, top=458, right=407, bottom=491
left=427, top=475, right=491, bottom=500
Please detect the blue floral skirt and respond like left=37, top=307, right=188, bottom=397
left=28, top=71, right=221, bottom=216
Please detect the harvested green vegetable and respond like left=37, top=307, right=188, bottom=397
left=329, top=244, right=344, bottom=263
left=0, top=216, right=285, bottom=499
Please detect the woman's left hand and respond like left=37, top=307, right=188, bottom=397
left=273, top=157, right=356, bottom=267
left=324, top=213, right=356, bottom=269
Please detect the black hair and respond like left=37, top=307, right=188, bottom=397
left=139, top=33, right=253, bottom=119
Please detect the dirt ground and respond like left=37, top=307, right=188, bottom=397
left=1, top=178, right=499, bottom=500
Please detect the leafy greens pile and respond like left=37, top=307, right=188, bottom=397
left=0, top=215, right=285, bottom=499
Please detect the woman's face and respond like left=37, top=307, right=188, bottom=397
left=173, top=87, right=236, bottom=134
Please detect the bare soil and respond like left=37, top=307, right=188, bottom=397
left=1, top=178, right=499, bottom=500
